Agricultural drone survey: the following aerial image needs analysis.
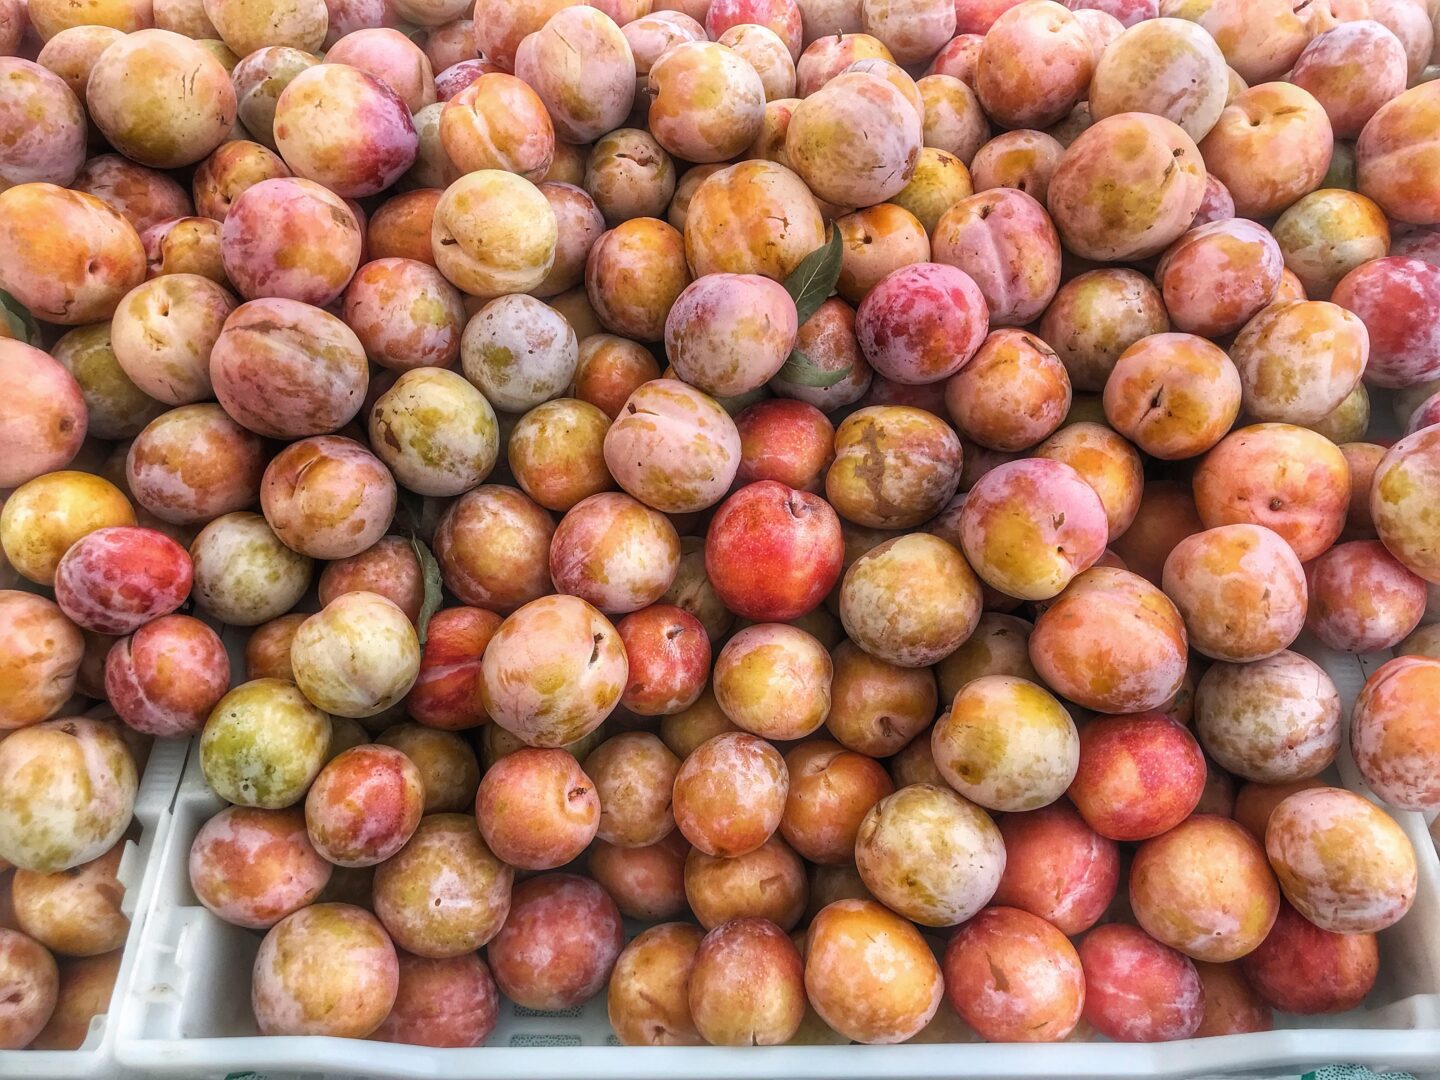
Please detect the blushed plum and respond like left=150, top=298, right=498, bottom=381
left=325, top=28, right=435, bottom=113
left=231, top=47, right=319, bottom=152
left=684, top=835, right=807, bottom=930
left=0, top=184, right=145, bottom=326
left=440, top=74, right=552, bottom=181
left=252, top=904, right=397, bottom=1037
left=105, top=614, right=229, bottom=737
left=1048, top=113, right=1205, bottom=262
left=0, top=930, right=58, bottom=1049
left=1067, top=712, right=1204, bottom=840
left=141, top=217, right=227, bottom=283
left=474, top=747, right=600, bottom=869
left=378, top=725, right=481, bottom=814
left=673, top=732, right=788, bottom=858
left=372, top=952, right=499, bottom=1048
left=1332, top=256, right=1440, bottom=389
left=648, top=42, right=766, bottom=164
left=488, top=874, right=624, bottom=1010
left=52, top=524, right=191, bottom=636
left=1352, top=655, right=1440, bottom=811
left=943, top=906, right=1085, bottom=1042
left=111, top=274, right=234, bottom=405
left=1156, top=220, right=1283, bottom=337
left=975, top=2, right=1092, bottom=129
left=188, top=805, right=331, bottom=928
left=0, top=341, right=88, bottom=489
left=1241, top=900, right=1379, bottom=1014
left=993, top=802, right=1119, bottom=934
left=804, top=900, right=942, bottom=1043
left=1265, top=787, right=1417, bottom=933
left=1195, top=651, right=1342, bottom=784
left=589, top=833, right=690, bottom=921
left=1162, top=524, right=1307, bottom=662
left=0, top=594, right=83, bottom=732
left=1307, top=540, right=1427, bottom=652
left=517, top=7, right=635, bottom=144
left=0, top=59, right=85, bottom=189
left=1193, top=423, right=1351, bottom=563
left=188, top=513, right=312, bottom=626
left=1199, top=83, right=1333, bottom=220
left=342, top=258, right=464, bottom=373
left=1356, top=82, right=1440, bottom=225
left=1078, top=924, right=1203, bottom=1042
left=825, top=640, right=936, bottom=756
left=1156, top=0, right=1307, bottom=82
left=1230, top=300, right=1368, bottom=425
left=432, top=486, right=554, bottom=613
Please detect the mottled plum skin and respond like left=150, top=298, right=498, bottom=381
left=433, top=487, right=554, bottom=615
left=603, top=380, right=741, bottom=515
left=574, top=337, right=664, bottom=420
left=1265, top=787, right=1417, bottom=934
left=549, top=493, right=679, bottom=615
left=1352, top=656, right=1440, bottom=812
left=440, top=74, right=554, bottom=182
left=488, top=874, right=624, bottom=1011
left=1089, top=18, right=1227, bottom=141
left=0, top=58, right=86, bottom=190
left=0, top=593, right=83, bottom=732
left=1356, top=82, right=1440, bottom=227
left=687, top=916, right=806, bottom=1046
left=673, top=733, right=789, bottom=859
left=1130, top=815, right=1279, bottom=962
left=1038, top=269, right=1169, bottom=392
left=372, top=951, right=499, bottom=1048
left=1162, top=524, right=1307, bottom=663
left=11, top=841, right=128, bottom=957
left=854, top=783, right=1005, bottom=927
left=474, top=748, right=599, bottom=870
left=586, top=219, right=691, bottom=344
left=259, top=437, right=395, bottom=562
left=252, top=904, right=398, bottom=1038
left=840, top=533, right=982, bottom=669
left=947, top=330, right=1071, bottom=453
left=705, top=482, right=843, bottom=623
left=1296, top=21, right=1406, bottom=137
left=735, top=400, right=835, bottom=493
left=220, top=178, right=361, bottom=307
left=931, top=189, right=1060, bottom=329
left=1230, top=300, right=1368, bottom=426
left=210, top=299, right=367, bottom=441
left=1195, top=652, right=1341, bottom=785
left=1158, top=219, right=1282, bottom=337
left=855, top=263, right=988, bottom=385
left=52, top=526, right=191, bottom=636
left=372, top=814, right=512, bottom=958
left=1078, top=924, right=1204, bottom=1043
left=786, top=72, right=922, bottom=207
left=679, top=835, right=806, bottom=933
left=0, top=719, right=137, bottom=874
left=1240, top=901, right=1378, bottom=1014
left=1306, top=541, right=1426, bottom=654
left=0, top=929, right=58, bottom=1049
left=1048, top=113, right=1206, bottom=262
left=804, top=900, right=942, bottom=1044
left=342, top=258, right=464, bottom=373
left=607, top=922, right=705, bottom=1046
left=665, top=274, right=797, bottom=398
left=1332, top=257, right=1440, bottom=390
left=200, top=679, right=331, bottom=809
left=189, top=805, right=332, bottom=929
left=1193, top=424, right=1350, bottom=564
left=272, top=63, right=417, bottom=198
left=959, top=458, right=1107, bottom=601
left=516, top=6, right=635, bottom=145
left=647, top=41, right=766, bottom=164
left=683, top=160, right=825, bottom=282
left=305, top=745, right=424, bottom=868
left=943, top=906, right=1085, bottom=1042
left=188, top=513, right=313, bottom=628
left=0, top=341, right=88, bottom=489
left=1068, top=712, right=1205, bottom=841
left=1371, top=426, right=1440, bottom=585
left=993, top=801, right=1119, bottom=934
left=0, top=184, right=146, bottom=327
left=404, top=607, right=502, bottom=732
left=325, top=28, right=435, bottom=114
left=105, top=614, right=229, bottom=737
left=826, top=407, right=961, bottom=530
left=615, top=606, right=710, bottom=717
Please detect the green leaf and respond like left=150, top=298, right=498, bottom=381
left=776, top=347, right=851, bottom=388
left=0, top=290, right=40, bottom=347
left=409, top=536, right=443, bottom=647
left=782, top=228, right=844, bottom=325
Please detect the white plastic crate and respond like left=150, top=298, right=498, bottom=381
left=112, top=646, right=1440, bottom=1080
left=0, top=734, right=187, bottom=1079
